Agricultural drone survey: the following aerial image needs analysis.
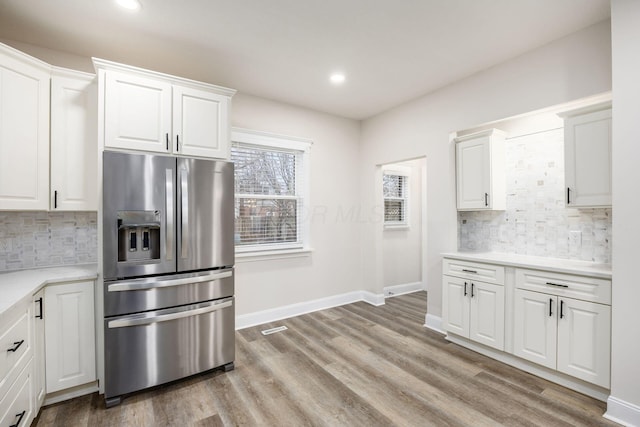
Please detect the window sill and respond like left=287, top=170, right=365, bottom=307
left=235, top=248, right=314, bottom=263
left=384, top=224, right=409, bottom=230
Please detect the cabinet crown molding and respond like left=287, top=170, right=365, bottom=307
left=454, top=128, right=506, bottom=143
left=92, top=57, right=236, bottom=97
left=557, top=100, right=612, bottom=118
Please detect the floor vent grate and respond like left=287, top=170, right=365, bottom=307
left=261, top=325, right=288, bottom=336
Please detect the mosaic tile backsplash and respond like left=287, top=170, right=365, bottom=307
left=0, top=211, right=97, bottom=272
left=458, top=128, right=612, bottom=264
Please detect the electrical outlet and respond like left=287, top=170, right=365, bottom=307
left=569, top=230, right=582, bottom=247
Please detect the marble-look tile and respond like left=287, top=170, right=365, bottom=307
left=459, top=128, right=612, bottom=263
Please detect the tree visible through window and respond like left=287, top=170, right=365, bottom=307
left=231, top=130, right=310, bottom=252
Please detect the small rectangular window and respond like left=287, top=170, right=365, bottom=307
left=383, top=173, right=408, bottom=226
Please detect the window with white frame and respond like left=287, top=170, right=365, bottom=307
left=383, top=169, right=409, bottom=226
left=231, top=129, right=311, bottom=253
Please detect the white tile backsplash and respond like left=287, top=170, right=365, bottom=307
left=0, top=211, right=97, bottom=272
left=458, top=128, right=612, bottom=263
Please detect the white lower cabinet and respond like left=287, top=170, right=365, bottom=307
left=513, top=280, right=611, bottom=388
left=443, top=264, right=505, bottom=351
left=33, top=289, right=45, bottom=412
left=44, top=281, right=96, bottom=393
left=0, top=361, right=34, bottom=427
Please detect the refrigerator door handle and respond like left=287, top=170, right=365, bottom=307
left=107, top=297, right=233, bottom=328
left=165, top=168, right=174, bottom=261
left=107, top=269, right=233, bottom=292
left=180, top=168, right=189, bottom=259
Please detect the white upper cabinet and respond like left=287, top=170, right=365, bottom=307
left=0, top=43, right=50, bottom=210
left=50, top=68, right=98, bottom=211
left=96, top=58, right=235, bottom=159
left=455, top=129, right=506, bottom=211
left=559, top=102, right=612, bottom=208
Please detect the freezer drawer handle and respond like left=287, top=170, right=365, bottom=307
left=108, top=298, right=233, bottom=328
left=107, top=270, right=233, bottom=292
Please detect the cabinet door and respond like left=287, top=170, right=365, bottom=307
left=44, top=281, right=96, bottom=393
left=104, top=70, right=171, bottom=153
left=564, top=108, right=612, bottom=207
left=469, top=281, right=505, bottom=351
left=557, top=298, right=611, bottom=388
left=0, top=49, right=50, bottom=210
left=173, top=85, right=229, bottom=159
left=50, top=74, right=97, bottom=211
left=32, top=289, right=45, bottom=411
left=456, top=136, right=490, bottom=210
left=513, top=289, right=557, bottom=369
left=442, top=275, right=470, bottom=338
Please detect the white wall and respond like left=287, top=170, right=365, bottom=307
left=609, top=1, right=640, bottom=423
left=359, top=20, right=612, bottom=317
left=231, top=93, right=363, bottom=315
left=382, top=158, right=424, bottom=287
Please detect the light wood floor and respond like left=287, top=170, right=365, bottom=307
left=34, top=291, right=616, bottom=426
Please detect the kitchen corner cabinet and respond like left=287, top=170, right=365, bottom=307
left=0, top=44, right=50, bottom=210
left=44, top=280, right=96, bottom=393
left=559, top=103, right=612, bottom=208
left=513, top=269, right=611, bottom=388
left=33, top=289, right=45, bottom=411
left=455, top=129, right=506, bottom=211
left=442, top=259, right=505, bottom=351
left=50, top=69, right=98, bottom=211
left=96, top=59, right=235, bottom=159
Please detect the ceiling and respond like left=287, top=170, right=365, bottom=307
left=0, top=0, right=610, bottom=120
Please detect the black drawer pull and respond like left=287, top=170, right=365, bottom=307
left=545, top=282, right=569, bottom=288
left=10, top=410, right=26, bottom=427
left=462, top=269, right=478, bottom=274
left=7, top=340, right=24, bottom=352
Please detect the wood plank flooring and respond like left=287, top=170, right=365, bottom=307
left=34, top=291, right=617, bottom=426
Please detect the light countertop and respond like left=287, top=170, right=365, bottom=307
left=442, top=252, right=612, bottom=279
left=0, top=264, right=98, bottom=317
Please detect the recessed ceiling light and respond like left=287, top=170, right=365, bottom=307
left=330, top=73, right=346, bottom=85
left=115, top=0, right=141, bottom=11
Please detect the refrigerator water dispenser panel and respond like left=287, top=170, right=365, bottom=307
left=117, top=210, right=161, bottom=263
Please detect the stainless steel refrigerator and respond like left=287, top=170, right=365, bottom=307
left=102, top=151, right=235, bottom=407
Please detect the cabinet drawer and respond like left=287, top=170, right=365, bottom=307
left=443, top=258, right=505, bottom=285
left=0, top=309, right=31, bottom=399
left=0, top=360, right=34, bottom=427
left=515, top=268, right=611, bottom=304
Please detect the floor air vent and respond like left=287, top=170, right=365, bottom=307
left=261, top=326, right=288, bottom=336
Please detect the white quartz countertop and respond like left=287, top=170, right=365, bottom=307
left=0, top=264, right=98, bottom=316
left=442, top=252, right=612, bottom=279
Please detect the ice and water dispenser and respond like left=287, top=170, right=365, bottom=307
left=117, top=211, right=161, bottom=263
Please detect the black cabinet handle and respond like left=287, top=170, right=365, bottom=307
left=176, top=135, right=179, bottom=151
left=471, top=283, right=475, bottom=298
left=567, top=187, right=571, bottom=204
left=560, top=300, right=565, bottom=319
left=549, top=298, right=553, bottom=317
left=7, top=340, right=24, bottom=353
left=9, top=410, right=26, bottom=427
left=462, top=269, right=478, bottom=274
left=54, top=190, right=58, bottom=209
left=545, top=282, right=569, bottom=288
left=464, top=282, right=467, bottom=296
left=484, top=193, right=489, bottom=207
left=36, top=297, right=43, bottom=319
left=166, top=133, right=169, bottom=150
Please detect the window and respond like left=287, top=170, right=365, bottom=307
left=231, top=129, right=311, bottom=253
left=383, top=169, right=409, bottom=227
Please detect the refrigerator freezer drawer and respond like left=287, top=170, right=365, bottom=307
left=104, top=297, right=235, bottom=399
left=104, top=269, right=234, bottom=317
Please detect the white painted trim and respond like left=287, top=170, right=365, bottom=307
left=43, top=381, right=98, bottom=406
left=604, top=396, right=640, bottom=427
left=384, top=282, right=423, bottom=297
left=424, top=313, right=445, bottom=334
left=235, top=248, right=313, bottom=262
left=446, top=334, right=610, bottom=402
left=236, top=290, right=385, bottom=330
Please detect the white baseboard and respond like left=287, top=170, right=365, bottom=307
left=384, top=281, right=423, bottom=297
left=236, top=290, right=385, bottom=330
left=424, top=313, right=444, bottom=334
left=605, top=395, right=640, bottom=426
left=44, top=381, right=98, bottom=406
